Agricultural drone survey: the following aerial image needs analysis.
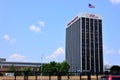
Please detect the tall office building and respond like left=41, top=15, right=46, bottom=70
left=66, top=13, right=103, bottom=74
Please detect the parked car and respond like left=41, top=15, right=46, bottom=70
left=100, top=75, right=120, bottom=80
left=5, top=73, right=14, bottom=76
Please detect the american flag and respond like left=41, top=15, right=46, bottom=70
left=88, top=4, right=95, bottom=8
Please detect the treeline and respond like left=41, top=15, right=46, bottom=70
left=41, top=61, right=70, bottom=75
left=104, top=65, right=120, bottom=75
left=110, top=65, right=120, bottom=72
left=5, top=61, right=70, bottom=76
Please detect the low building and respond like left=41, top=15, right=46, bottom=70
left=0, top=61, right=42, bottom=71
left=0, top=58, right=6, bottom=62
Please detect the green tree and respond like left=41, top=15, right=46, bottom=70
left=22, top=67, right=33, bottom=75
left=60, top=61, right=70, bottom=74
left=42, top=64, right=50, bottom=75
left=56, top=63, right=61, bottom=72
left=49, top=61, right=57, bottom=75
left=110, top=65, right=120, bottom=74
left=6, top=64, right=17, bottom=76
left=22, top=67, right=31, bottom=72
left=7, top=64, right=16, bottom=71
left=42, top=61, right=70, bottom=75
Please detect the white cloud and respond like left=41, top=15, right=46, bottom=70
left=103, top=45, right=115, bottom=54
left=29, top=20, right=45, bottom=33
left=3, top=34, right=16, bottom=43
left=104, top=45, right=120, bottom=54
left=104, top=61, right=112, bottom=66
left=104, top=49, right=115, bottom=54
left=29, top=25, right=40, bottom=33
left=3, top=34, right=10, bottom=41
left=118, top=49, right=120, bottom=54
left=104, top=61, right=112, bottom=70
left=38, top=21, right=45, bottom=27
left=103, top=45, right=108, bottom=51
left=9, top=53, right=26, bottom=62
left=110, top=0, right=120, bottom=4
left=46, top=47, right=64, bottom=59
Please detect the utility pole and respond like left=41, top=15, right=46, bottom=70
left=41, top=54, right=43, bottom=80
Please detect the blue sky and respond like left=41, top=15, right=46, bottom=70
left=0, top=0, right=120, bottom=66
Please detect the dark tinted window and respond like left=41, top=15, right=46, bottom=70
left=112, top=77, right=120, bottom=80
